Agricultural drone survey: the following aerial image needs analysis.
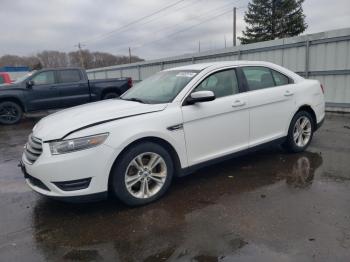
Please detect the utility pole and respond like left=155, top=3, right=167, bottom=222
left=128, top=47, right=132, bottom=63
left=75, top=42, right=85, bottom=68
left=224, top=35, right=227, bottom=48
left=233, top=7, right=237, bottom=47
left=198, top=40, right=201, bottom=53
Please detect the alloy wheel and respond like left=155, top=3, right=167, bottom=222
left=293, top=116, right=312, bottom=147
left=124, top=152, right=167, bottom=199
left=0, top=104, right=20, bottom=124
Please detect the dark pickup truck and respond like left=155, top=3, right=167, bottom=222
left=0, top=68, right=132, bottom=124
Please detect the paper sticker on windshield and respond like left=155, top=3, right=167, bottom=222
left=176, top=72, right=197, bottom=78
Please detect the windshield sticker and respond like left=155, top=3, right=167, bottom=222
left=176, top=72, right=197, bottom=78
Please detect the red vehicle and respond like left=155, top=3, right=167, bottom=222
left=0, top=73, right=12, bottom=84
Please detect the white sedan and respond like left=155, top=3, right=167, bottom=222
left=21, top=61, right=325, bottom=205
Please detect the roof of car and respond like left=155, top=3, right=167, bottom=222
left=165, top=60, right=304, bottom=82
left=165, top=61, right=277, bottom=71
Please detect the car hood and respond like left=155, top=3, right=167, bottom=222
left=33, top=99, right=167, bottom=141
left=0, top=83, right=22, bottom=90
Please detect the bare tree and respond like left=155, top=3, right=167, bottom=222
left=0, top=49, right=144, bottom=70
left=37, top=51, right=69, bottom=68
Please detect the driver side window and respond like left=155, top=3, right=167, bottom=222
left=194, top=69, right=239, bottom=98
left=32, top=71, right=55, bottom=85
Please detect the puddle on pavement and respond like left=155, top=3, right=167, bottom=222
left=26, top=150, right=325, bottom=261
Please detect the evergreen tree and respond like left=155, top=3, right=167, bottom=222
left=239, top=0, right=307, bottom=44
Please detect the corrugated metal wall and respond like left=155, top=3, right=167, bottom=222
left=87, top=28, right=350, bottom=110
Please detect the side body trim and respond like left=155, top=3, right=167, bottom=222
left=178, top=137, right=286, bottom=177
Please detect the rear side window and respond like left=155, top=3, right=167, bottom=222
left=242, top=66, right=292, bottom=91
left=0, top=76, right=4, bottom=84
left=242, top=67, right=275, bottom=91
left=58, top=70, right=82, bottom=83
left=194, top=69, right=239, bottom=98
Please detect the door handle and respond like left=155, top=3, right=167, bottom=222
left=232, top=100, right=246, bottom=107
left=284, top=90, right=294, bottom=97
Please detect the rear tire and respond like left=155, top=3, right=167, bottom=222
left=283, top=111, right=314, bottom=153
left=103, top=92, right=119, bottom=100
left=0, top=101, right=23, bottom=125
left=110, top=142, right=174, bottom=206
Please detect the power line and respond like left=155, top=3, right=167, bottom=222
left=114, top=0, right=204, bottom=35
left=148, top=1, right=237, bottom=37
left=134, top=9, right=233, bottom=51
left=84, top=0, right=186, bottom=44
left=88, top=0, right=241, bottom=47
left=111, top=1, right=243, bottom=53
left=80, top=0, right=247, bottom=57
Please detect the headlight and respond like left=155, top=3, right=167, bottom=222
left=49, top=133, right=109, bottom=155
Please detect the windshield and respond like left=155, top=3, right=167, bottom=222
left=121, top=70, right=199, bottom=104
left=14, top=71, right=36, bottom=83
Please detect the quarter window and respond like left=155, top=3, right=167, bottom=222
left=194, top=69, right=239, bottom=98
left=32, top=71, right=55, bottom=85
left=58, top=70, right=81, bottom=83
left=271, top=70, right=290, bottom=86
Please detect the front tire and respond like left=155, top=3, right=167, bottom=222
left=284, top=111, right=314, bottom=153
left=0, top=101, right=23, bottom=125
left=110, top=142, right=174, bottom=206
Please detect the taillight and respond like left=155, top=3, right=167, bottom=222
left=320, top=84, right=325, bottom=94
left=127, top=77, right=133, bottom=88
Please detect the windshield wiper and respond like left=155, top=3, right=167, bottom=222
left=121, top=97, right=147, bottom=104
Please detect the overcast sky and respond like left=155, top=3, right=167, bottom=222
left=0, top=0, right=349, bottom=60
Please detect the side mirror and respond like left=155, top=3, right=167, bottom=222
left=26, top=80, right=34, bottom=88
left=186, top=91, right=215, bottom=105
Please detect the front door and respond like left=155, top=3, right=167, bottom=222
left=25, top=70, right=60, bottom=111
left=181, top=68, right=250, bottom=166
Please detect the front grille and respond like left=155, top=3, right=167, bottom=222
left=24, top=134, right=43, bottom=164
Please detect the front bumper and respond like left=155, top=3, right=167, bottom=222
left=20, top=142, right=119, bottom=199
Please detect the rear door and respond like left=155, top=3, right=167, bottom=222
left=240, top=66, right=296, bottom=147
left=57, top=69, right=90, bottom=107
left=25, top=70, right=60, bottom=111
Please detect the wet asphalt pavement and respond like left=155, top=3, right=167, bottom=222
left=0, top=113, right=350, bottom=262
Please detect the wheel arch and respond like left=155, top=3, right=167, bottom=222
left=101, top=88, right=121, bottom=99
left=108, top=136, right=182, bottom=190
left=0, top=96, right=26, bottom=112
left=295, top=104, right=317, bottom=128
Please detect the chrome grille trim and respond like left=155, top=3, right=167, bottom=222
left=24, top=134, right=43, bottom=164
